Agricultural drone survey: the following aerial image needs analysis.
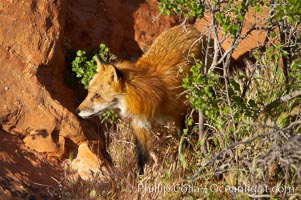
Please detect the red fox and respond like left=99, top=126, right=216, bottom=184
left=77, top=24, right=203, bottom=174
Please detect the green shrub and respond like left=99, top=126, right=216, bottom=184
left=159, top=0, right=301, bottom=198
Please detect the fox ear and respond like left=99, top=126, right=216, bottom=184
left=108, top=64, right=122, bottom=83
left=95, top=54, right=105, bottom=72
left=94, top=54, right=122, bottom=82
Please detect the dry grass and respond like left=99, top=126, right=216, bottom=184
left=59, top=121, right=299, bottom=199
left=59, top=122, right=301, bottom=199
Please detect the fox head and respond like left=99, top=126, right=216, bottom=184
left=77, top=55, right=124, bottom=118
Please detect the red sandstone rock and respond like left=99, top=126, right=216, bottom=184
left=64, top=0, right=176, bottom=58
left=0, top=0, right=110, bottom=187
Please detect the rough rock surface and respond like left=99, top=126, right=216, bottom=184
left=0, top=130, right=62, bottom=199
left=64, top=0, right=176, bottom=58
left=0, top=0, right=109, bottom=176
left=195, top=8, right=267, bottom=59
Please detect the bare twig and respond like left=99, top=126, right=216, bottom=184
left=198, top=109, right=207, bottom=155
left=260, top=90, right=301, bottom=113
left=186, top=130, right=275, bottom=181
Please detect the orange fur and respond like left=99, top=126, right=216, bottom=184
left=77, top=24, right=203, bottom=173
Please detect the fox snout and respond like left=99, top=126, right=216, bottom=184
left=76, top=108, right=84, bottom=117
left=76, top=107, right=89, bottom=118
left=76, top=106, right=97, bottom=119
left=76, top=99, right=109, bottom=118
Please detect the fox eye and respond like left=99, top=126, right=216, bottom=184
left=93, top=93, right=101, bottom=99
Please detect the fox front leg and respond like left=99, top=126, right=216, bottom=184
left=131, top=119, right=157, bottom=174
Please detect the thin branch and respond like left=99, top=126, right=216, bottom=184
left=260, top=90, right=301, bottom=113
left=216, top=25, right=257, bottom=66
left=198, top=109, right=207, bottom=155
left=186, top=130, right=277, bottom=181
left=209, top=2, right=222, bottom=72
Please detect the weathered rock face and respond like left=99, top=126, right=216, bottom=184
left=0, top=0, right=177, bottom=186
left=64, top=0, right=177, bottom=58
left=0, top=0, right=110, bottom=182
left=0, top=130, right=62, bottom=199
left=195, top=8, right=267, bottom=60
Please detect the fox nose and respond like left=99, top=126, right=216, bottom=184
left=76, top=108, right=81, bottom=114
